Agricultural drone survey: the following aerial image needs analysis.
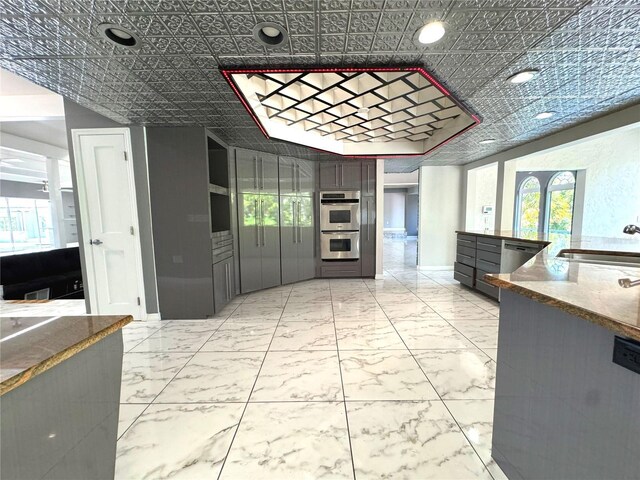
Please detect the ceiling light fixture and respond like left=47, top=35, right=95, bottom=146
left=535, top=111, right=555, bottom=119
left=479, top=139, right=496, bottom=144
left=416, top=21, right=446, bottom=45
left=507, top=70, right=539, bottom=84
left=97, top=23, right=140, bottom=49
left=252, top=22, right=288, bottom=48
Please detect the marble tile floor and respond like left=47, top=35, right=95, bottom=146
left=115, top=238, right=507, bottom=479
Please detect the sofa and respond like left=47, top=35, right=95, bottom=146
left=0, top=247, right=84, bottom=300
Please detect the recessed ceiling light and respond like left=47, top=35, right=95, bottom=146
left=535, top=111, right=555, bottom=119
left=507, top=70, right=539, bottom=84
left=97, top=23, right=140, bottom=49
left=416, top=21, right=446, bottom=44
left=479, top=139, right=496, bottom=144
left=253, top=22, right=288, bottom=48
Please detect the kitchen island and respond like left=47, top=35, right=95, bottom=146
left=1, top=313, right=132, bottom=480
left=483, top=236, right=640, bottom=479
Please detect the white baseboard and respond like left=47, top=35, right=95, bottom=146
left=417, top=265, right=454, bottom=271
left=143, top=313, right=161, bottom=321
left=375, top=274, right=385, bottom=279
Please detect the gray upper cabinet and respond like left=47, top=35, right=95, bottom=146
left=362, top=160, right=376, bottom=196
left=236, top=148, right=278, bottom=195
left=280, top=156, right=315, bottom=196
left=319, top=161, right=361, bottom=190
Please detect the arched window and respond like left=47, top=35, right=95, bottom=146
left=545, top=171, right=575, bottom=235
left=517, top=176, right=541, bottom=233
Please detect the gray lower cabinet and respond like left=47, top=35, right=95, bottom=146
left=280, top=195, right=315, bottom=284
left=213, top=256, right=234, bottom=312
left=319, top=161, right=361, bottom=190
left=236, top=148, right=278, bottom=194
left=238, top=193, right=281, bottom=293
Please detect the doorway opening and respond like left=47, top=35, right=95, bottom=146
left=382, top=170, right=419, bottom=270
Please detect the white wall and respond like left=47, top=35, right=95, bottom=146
left=465, top=162, right=498, bottom=231
left=384, top=190, right=406, bottom=230
left=505, top=126, right=640, bottom=237
left=418, top=166, right=463, bottom=268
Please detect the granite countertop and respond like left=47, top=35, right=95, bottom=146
left=456, top=230, right=640, bottom=341
left=0, top=315, right=132, bottom=396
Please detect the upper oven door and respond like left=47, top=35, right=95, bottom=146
left=320, top=203, right=361, bottom=231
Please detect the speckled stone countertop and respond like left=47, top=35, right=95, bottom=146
left=457, top=230, right=640, bottom=341
left=0, top=315, right=132, bottom=396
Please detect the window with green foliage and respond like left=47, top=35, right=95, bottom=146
left=546, top=171, right=575, bottom=235
left=516, top=176, right=541, bottom=234
left=514, top=170, right=577, bottom=236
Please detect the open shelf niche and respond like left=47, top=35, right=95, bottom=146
left=207, top=135, right=231, bottom=234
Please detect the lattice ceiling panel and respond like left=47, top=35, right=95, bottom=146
left=223, top=67, right=479, bottom=156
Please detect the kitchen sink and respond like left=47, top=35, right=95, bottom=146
left=556, top=251, right=640, bottom=267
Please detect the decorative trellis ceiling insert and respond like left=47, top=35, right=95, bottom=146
left=223, top=67, right=479, bottom=157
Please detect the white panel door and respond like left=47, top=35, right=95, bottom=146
left=73, top=129, right=144, bottom=318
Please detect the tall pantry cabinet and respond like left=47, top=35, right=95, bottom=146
left=236, top=148, right=281, bottom=293
left=279, top=156, right=315, bottom=285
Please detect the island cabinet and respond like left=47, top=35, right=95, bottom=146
left=454, top=232, right=501, bottom=300
left=319, top=161, right=361, bottom=190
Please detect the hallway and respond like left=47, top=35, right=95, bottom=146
left=114, top=236, right=504, bottom=479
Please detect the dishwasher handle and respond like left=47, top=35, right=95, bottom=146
left=504, top=242, right=542, bottom=254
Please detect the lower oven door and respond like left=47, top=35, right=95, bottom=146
left=321, top=231, right=360, bottom=260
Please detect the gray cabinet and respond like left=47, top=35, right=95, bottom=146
left=280, top=157, right=314, bottom=195
left=280, top=195, right=315, bottom=284
left=319, top=161, right=361, bottom=190
left=213, top=256, right=234, bottom=312
left=362, top=161, right=376, bottom=197
left=238, top=193, right=281, bottom=293
left=361, top=195, right=376, bottom=277
left=236, top=148, right=278, bottom=194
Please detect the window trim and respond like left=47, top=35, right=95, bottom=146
left=513, top=170, right=577, bottom=235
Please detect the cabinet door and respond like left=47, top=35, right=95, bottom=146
left=280, top=196, right=298, bottom=284
left=297, top=159, right=315, bottom=195
left=361, top=196, right=376, bottom=277
left=259, top=153, right=279, bottom=194
left=339, top=161, right=362, bottom=190
left=297, top=195, right=316, bottom=281
left=319, top=162, right=339, bottom=190
left=259, top=194, right=282, bottom=289
left=362, top=160, right=376, bottom=196
left=213, top=260, right=229, bottom=312
left=236, top=149, right=260, bottom=194
left=237, top=193, right=262, bottom=293
left=279, top=156, right=296, bottom=196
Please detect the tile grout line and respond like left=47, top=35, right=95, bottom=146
left=370, top=268, right=500, bottom=480
left=118, top=302, right=243, bottom=440
left=215, top=287, right=291, bottom=480
left=329, top=279, right=359, bottom=480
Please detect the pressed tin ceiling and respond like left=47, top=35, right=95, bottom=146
left=0, top=0, right=638, bottom=172
left=223, top=66, right=479, bottom=156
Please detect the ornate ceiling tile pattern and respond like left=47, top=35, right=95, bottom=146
left=0, top=0, right=638, bottom=171
left=223, top=67, right=479, bottom=155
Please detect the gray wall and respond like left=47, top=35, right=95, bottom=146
left=405, top=193, right=418, bottom=237
left=63, top=99, right=158, bottom=314
left=0, top=180, right=49, bottom=199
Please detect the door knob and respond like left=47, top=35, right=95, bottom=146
left=90, top=239, right=103, bottom=245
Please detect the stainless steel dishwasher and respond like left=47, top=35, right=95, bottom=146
left=500, top=240, right=544, bottom=273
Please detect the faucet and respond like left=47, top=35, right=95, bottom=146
left=618, top=278, right=640, bottom=288
left=623, top=224, right=640, bottom=235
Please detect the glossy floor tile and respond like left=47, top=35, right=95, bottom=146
left=116, top=238, right=506, bottom=479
